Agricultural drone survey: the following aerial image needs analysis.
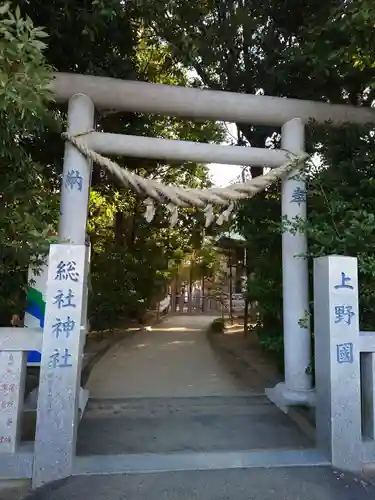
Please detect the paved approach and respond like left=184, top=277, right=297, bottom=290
left=10, top=315, right=375, bottom=499
left=85, top=315, right=264, bottom=398
left=76, top=315, right=310, bottom=455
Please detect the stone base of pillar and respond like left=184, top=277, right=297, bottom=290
left=265, top=382, right=315, bottom=413
left=25, top=386, right=89, bottom=420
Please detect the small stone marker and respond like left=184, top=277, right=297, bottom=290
left=314, top=255, right=362, bottom=471
left=33, top=244, right=86, bottom=488
left=0, top=351, right=26, bottom=454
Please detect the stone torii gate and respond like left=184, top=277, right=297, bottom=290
left=52, top=72, right=373, bottom=410
left=0, top=73, right=374, bottom=488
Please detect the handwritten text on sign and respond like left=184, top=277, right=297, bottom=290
left=0, top=352, right=23, bottom=453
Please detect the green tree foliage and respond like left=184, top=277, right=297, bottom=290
left=3, top=0, right=225, bottom=329
left=142, top=0, right=375, bottom=364
left=176, top=234, right=221, bottom=285
left=0, top=3, right=58, bottom=325
left=236, top=2, right=375, bottom=362
left=304, top=123, right=375, bottom=332
left=7, top=0, right=374, bottom=350
left=84, top=22, right=225, bottom=329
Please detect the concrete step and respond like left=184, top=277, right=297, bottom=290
left=76, top=396, right=313, bottom=456
left=84, top=395, right=274, bottom=418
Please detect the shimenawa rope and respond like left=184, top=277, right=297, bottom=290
left=62, top=130, right=308, bottom=227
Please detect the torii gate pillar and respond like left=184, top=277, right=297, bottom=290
left=266, top=118, right=314, bottom=409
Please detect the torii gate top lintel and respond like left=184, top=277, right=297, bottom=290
left=51, top=72, right=375, bottom=127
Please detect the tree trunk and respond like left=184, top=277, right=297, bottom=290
left=201, top=275, right=205, bottom=312
left=114, top=211, right=125, bottom=245
left=243, top=246, right=249, bottom=337
left=188, top=261, right=193, bottom=313
left=228, top=251, right=233, bottom=323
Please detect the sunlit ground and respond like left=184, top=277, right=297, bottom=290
left=149, top=326, right=201, bottom=332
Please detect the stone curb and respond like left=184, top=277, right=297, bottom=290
left=206, top=329, right=316, bottom=443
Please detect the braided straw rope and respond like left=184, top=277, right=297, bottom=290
left=63, top=130, right=308, bottom=226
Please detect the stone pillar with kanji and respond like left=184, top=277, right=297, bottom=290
left=314, top=255, right=362, bottom=471
left=33, top=244, right=87, bottom=488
